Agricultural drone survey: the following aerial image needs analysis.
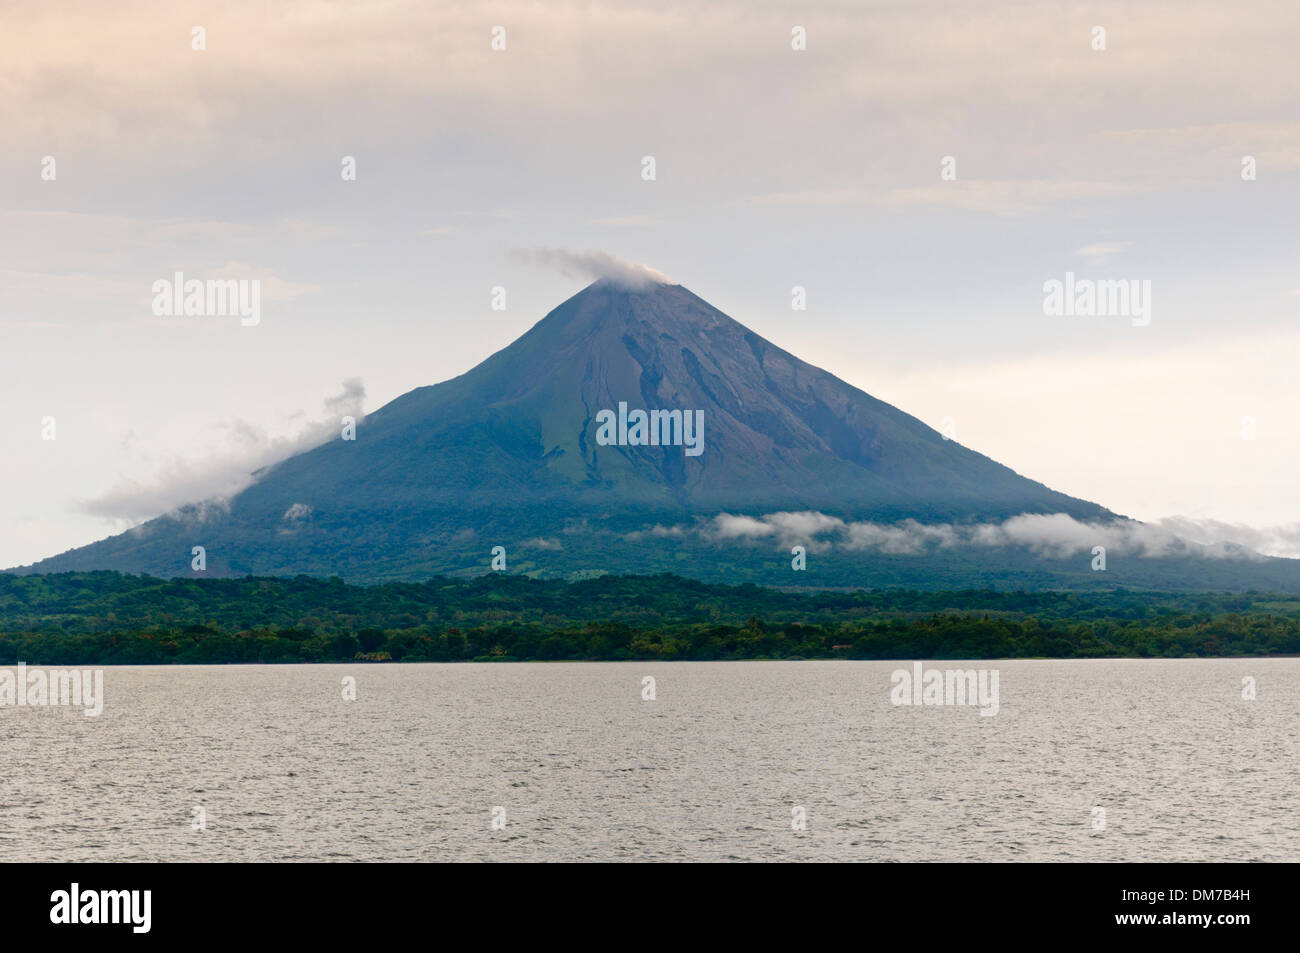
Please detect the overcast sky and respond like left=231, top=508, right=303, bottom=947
left=3, top=0, right=1299, bottom=567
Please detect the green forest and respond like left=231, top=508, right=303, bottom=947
left=3, top=571, right=1300, bottom=664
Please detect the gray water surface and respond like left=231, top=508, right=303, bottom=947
left=2, top=660, right=1296, bottom=861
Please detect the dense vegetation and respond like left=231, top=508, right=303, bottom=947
left=2, top=571, right=1299, bottom=664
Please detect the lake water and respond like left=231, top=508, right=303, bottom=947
left=2, top=660, right=1296, bottom=862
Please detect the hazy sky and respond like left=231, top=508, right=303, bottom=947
left=3, top=0, right=1299, bottom=567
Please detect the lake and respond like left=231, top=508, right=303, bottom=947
left=2, top=660, right=1295, bottom=861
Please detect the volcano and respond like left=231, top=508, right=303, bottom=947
left=15, top=278, right=1300, bottom=590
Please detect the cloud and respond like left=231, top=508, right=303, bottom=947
left=1076, top=241, right=1133, bottom=263
left=622, top=524, right=688, bottom=542
left=1154, top=517, right=1300, bottom=560
left=321, top=378, right=365, bottom=419
left=82, top=379, right=365, bottom=523
left=699, top=511, right=1274, bottom=561
left=711, top=511, right=847, bottom=551
left=746, top=180, right=1138, bottom=216
left=207, top=261, right=319, bottom=302
left=844, top=519, right=959, bottom=555
left=521, top=536, right=563, bottom=550
left=510, top=248, right=672, bottom=289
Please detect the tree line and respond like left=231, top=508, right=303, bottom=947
left=1, top=571, right=1297, bottom=663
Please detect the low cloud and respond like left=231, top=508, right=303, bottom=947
left=701, top=511, right=1275, bottom=561
left=522, top=536, right=563, bottom=550
left=510, top=248, right=672, bottom=289
left=1154, top=517, right=1300, bottom=560
left=622, top=523, right=688, bottom=542
left=83, top=379, right=365, bottom=523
